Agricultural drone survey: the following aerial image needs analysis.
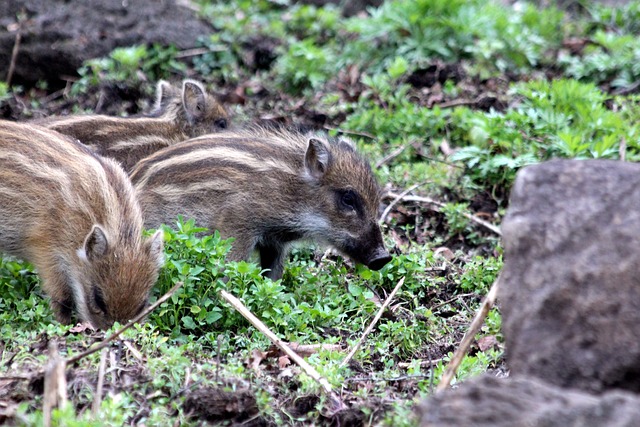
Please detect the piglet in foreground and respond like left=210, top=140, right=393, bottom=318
left=130, top=126, right=392, bottom=279
left=0, top=120, right=164, bottom=329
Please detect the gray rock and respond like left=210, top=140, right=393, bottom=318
left=0, top=0, right=213, bottom=87
left=417, top=374, right=640, bottom=427
left=500, top=159, right=640, bottom=392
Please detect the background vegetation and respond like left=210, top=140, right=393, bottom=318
left=2, top=0, right=639, bottom=425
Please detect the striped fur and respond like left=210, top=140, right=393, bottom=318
left=131, top=127, right=391, bottom=279
left=34, top=79, right=229, bottom=172
left=0, top=120, right=164, bottom=329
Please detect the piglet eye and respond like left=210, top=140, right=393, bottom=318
left=93, top=287, right=107, bottom=314
left=214, top=118, right=228, bottom=129
left=341, top=190, right=357, bottom=210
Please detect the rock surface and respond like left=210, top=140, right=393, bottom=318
left=417, top=374, right=640, bottom=427
left=417, top=159, right=640, bottom=425
left=0, top=0, right=213, bottom=88
left=500, top=159, right=640, bottom=392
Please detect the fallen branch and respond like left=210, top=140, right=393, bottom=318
left=436, top=275, right=501, bottom=392
left=323, top=126, right=376, bottom=140
left=67, top=281, right=184, bottom=365
left=397, top=357, right=444, bottom=368
left=175, top=47, right=211, bottom=58
left=92, top=348, right=108, bottom=417
left=375, top=144, right=408, bottom=169
left=379, top=184, right=423, bottom=224
left=346, top=373, right=431, bottom=383
left=384, top=192, right=502, bottom=236
left=6, top=10, right=25, bottom=87
left=274, top=343, right=343, bottom=358
left=43, top=341, right=67, bottom=427
left=340, top=277, right=405, bottom=369
left=219, top=289, right=345, bottom=410
left=430, top=292, right=477, bottom=311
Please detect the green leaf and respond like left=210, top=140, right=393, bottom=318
left=387, top=56, right=409, bottom=79
left=182, top=316, right=196, bottom=330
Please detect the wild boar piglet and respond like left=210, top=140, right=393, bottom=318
left=131, top=126, right=392, bottom=280
left=0, top=120, right=164, bottom=329
left=34, top=79, right=229, bottom=172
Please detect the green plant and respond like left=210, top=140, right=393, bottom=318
left=0, top=257, right=54, bottom=330
left=193, top=33, right=246, bottom=84
left=274, top=38, right=337, bottom=94
left=560, top=31, right=640, bottom=88
left=345, top=0, right=563, bottom=77
left=450, top=78, right=634, bottom=192
left=0, top=82, right=10, bottom=101
left=458, top=256, right=502, bottom=293
left=71, top=44, right=186, bottom=96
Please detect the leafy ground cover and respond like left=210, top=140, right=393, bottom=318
left=2, top=0, right=640, bottom=425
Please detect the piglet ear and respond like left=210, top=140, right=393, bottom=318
left=154, top=80, right=177, bottom=111
left=147, top=229, right=165, bottom=269
left=82, top=225, right=109, bottom=262
left=304, top=138, right=331, bottom=180
left=182, top=79, right=207, bottom=123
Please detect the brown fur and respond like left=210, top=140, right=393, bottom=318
left=130, top=127, right=391, bottom=280
left=0, top=120, right=164, bottom=329
left=34, top=79, right=229, bottom=172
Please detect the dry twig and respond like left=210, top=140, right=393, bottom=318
left=219, top=289, right=345, bottom=410
left=43, top=341, right=67, bottom=427
left=379, top=184, right=424, bottom=224
left=123, top=341, right=144, bottom=362
left=6, top=10, right=26, bottom=87
left=436, top=275, right=501, bottom=392
left=324, top=126, right=376, bottom=140
left=67, top=281, right=184, bottom=365
left=92, top=348, right=108, bottom=417
left=397, top=358, right=444, bottom=368
left=339, top=277, right=405, bottom=369
left=384, top=192, right=502, bottom=236
left=175, top=47, right=213, bottom=58
left=375, top=144, right=408, bottom=169
left=284, top=343, right=343, bottom=357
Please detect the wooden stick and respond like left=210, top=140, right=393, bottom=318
left=219, top=289, right=345, bottom=410
left=6, top=10, right=25, bottom=87
left=385, top=192, right=502, bottom=236
left=339, top=276, right=405, bottom=369
left=92, top=348, right=108, bottom=416
left=379, top=184, right=423, bottom=224
left=283, top=343, right=343, bottom=357
left=43, top=341, right=67, bottom=427
left=375, top=144, right=407, bottom=169
left=436, top=275, right=501, bottom=392
left=324, top=127, right=376, bottom=140
left=67, top=281, right=184, bottom=365
left=175, top=47, right=214, bottom=58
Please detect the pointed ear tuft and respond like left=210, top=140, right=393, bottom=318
left=148, top=229, right=165, bottom=269
left=305, top=138, right=331, bottom=180
left=84, top=225, right=109, bottom=262
left=182, top=79, right=207, bottom=123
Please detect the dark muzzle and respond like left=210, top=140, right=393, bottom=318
left=366, top=247, right=392, bottom=271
